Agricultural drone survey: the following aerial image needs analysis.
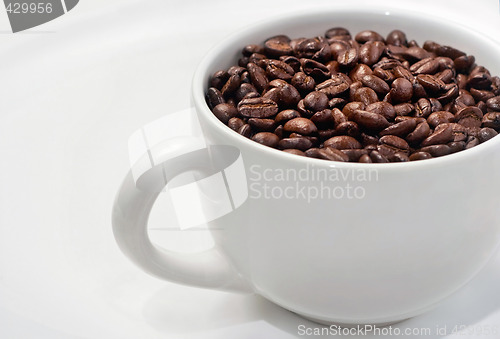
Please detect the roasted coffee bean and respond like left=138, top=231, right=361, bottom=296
left=292, top=72, right=316, bottom=94
left=242, top=44, right=265, bottom=57
left=394, top=103, right=415, bottom=116
left=228, top=117, right=245, bottom=131
left=409, top=151, right=432, bottom=161
left=206, top=87, right=225, bottom=109
left=355, top=30, right=384, bottom=43
left=316, top=74, right=351, bottom=97
left=262, top=87, right=281, bottom=103
left=427, top=111, right=455, bottom=128
left=282, top=149, right=306, bottom=156
left=390, top=78, right=413, bottom=103
left=435, top=44, right=465, bottom=60
left=303, top=91, right=329, bottom=112
left=358, top=154, right=373, bottom=163
left=379, top=118, right=417, bottom=137
left=247, top=63, right=268, bottom=92
left=365, top=101, right=396, bottom=120
left=337, top=48, right=359, bottom=67
left=252, top=132, right=280, bottom=148
left=478, top=127, right=498, bottom=142
left=325, top=27, right=351, bottom=38
left=264, top=35, right=292, bottom=57
left=386, top=29, right=407, bottom=46
left=349, top=64, right=373, bottom=82
left=465, top=136, right=480, bottom=149
left=310, top=109, right=335, bottom=128
left=335, top=121, right=360, bottom=138
left=448, top=141, right=466, bottom=153
left=406, top=121, right=431, bottom=145
left=343, top=101, right=365, bottom=118
left=305, top=147, right=349, bottom=162
left=467, top=72, right=492, bottom=90
left=379, top=135, right=410, bottom=155
left=455, top=106, right=483, bottom=128
left=249, top=118, right=276, bottom=131
left=278, top=137, right=313, bottom=151
left=329, top=97, right=347, bottom=109
left=390, top=153, right=410, bottom=162
left=210, top=70, right=230, bottom=90
left=421, top=124, right=454, bottom=146
left=416, top=74, right=445, bottom=93
left=352, top=87, right=379, bottom=106
left=221, top=74, right=241, bottom=98
left=234, top=83, right=259, bottom=103
left=410, top=57, right=440, bottom=75
left=403, top=46, right=432, bottom=61
left=274, top=125, right=284, bottom=139
left=331, top=108, right=348, bottom=126
left=359, top=41, right=385, bottom=66
left=293, top=37, right=322, bottom=58
left=279, top=83, right=302, bottom=107
left=350, top=110, right=390, bottom=131
left=392, top=65, right=414, bottom=82
left=437, top=83, right=459, bottom=103
left=301, top=58, right=331, bottom=79
left=369, top=150, right=389, bottom=163
left=238, top=97, right=278, bottom=118
left=414, top=98, right=432, bottom=118
left=486, top=96, right=500, bottom=111
left=360, top=75, right=390, bottom=95
left=212, top=103, right=237, bottom=123
left=324, top=135, right=362, bottom=149
left=373, top=67, right=395, bottom=82
left=265, top=60, right=295, bottom=81
left=436, top=68, right=455, bottom=83
left=237, top=123, right=252, bottom=138
left=284, top=117, right=318, bottom=135
left=470, top=88, right=495, bottom=102
left=275, top=109, right=300, bottom=124
left=341, top=148, right=369, bottom=162
left=419, top=144, right=451, bottom=157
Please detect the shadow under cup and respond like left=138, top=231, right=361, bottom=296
left=191, top=8, right=500, bottom=324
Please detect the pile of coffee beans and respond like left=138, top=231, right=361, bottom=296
left=206, top=28, right=500, bottom=162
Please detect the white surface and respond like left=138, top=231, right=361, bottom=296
left=1, top=0, right=500, bottom=338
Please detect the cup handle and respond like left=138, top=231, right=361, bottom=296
left=112, top=110, right=251, bottom=293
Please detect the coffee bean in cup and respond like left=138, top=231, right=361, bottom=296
left=206, top=28, right=500, bottom=162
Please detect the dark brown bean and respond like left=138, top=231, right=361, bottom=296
left=406, top=121, right=431, bottom=145
left=410, top=57, right=440, bottom=75
left=310, top=109, right=335, bottom=128
left=427, top=111, right=455, bottom=128
left=278, top=137, right=313, bottom=151
left=350, top=110, right=390, bottom=131
left=419, top=144, right=451, bottom=157
left=465, top=136, right=480, bottom=149
left=275, top=109, right=300, bottom=124
left=221, top=74, right=241, bottom=98
left=264, top=35, right=292, bottom=57
left=238, top=97, right=278, bottom=118
left=390, top=78, right=413, bottom=103
left=291, top=72, right=316, bottom=94
left=416, top=74, right=445, bottom=93
left=358, top=154, right=373, bottom=163
left=335, top=121, right=361, bottom=138
left=365, top=101, right=396, bottom=120
left=355, top=30, right=384, bottom=43
left=478, top=127, right=498, bottom=142
left=360, top=75, right=390, bottom=95
left=380, top=118, right=417, bottom=137
left=394, top=103, right=415, bottom=116
left=324, top=135, right=362, bottom=149
left=212, top=103, right=237, bottom=123
left=409, top=151, right=432, bottom=161
left=343, top=101, right=365, bottom=118
left=247, top=63, right=268, bottom=92
left=252, top=132, right=280, bottom=148
left=234, top=83, right=258, bottom=103
left=352, top=87, right=379, bottom=106
left=448, top=141, right=466, bottom=153
left=228, top=117, right=245, bottom=131
left=284, top=117, right=318, bottom=135
left=303, top=91, right=329, bottom=112
left=301, top=58, right=331, bottom=79
left=210, top=70, right=229, bottom=90
left=266, top=60, right=295, bottom=81
left=337, top=48, right=359, bottom=67
left=206, top=87, right=225, bottom=109
left=349, top=64, right=373, bottom=82
left=486, top=96, right=500, bottom=111
left=421, top=124, right=454, bottom=146
left=455, top=106, right=483, bottom=128
left=369, top=150, right=389, bottom=163
left=248, top=118, right=276, bottom=132
left=325, top=27, right=351, bottom=38
left=305, top=147, right=349, bottom=162
left=316, top=74, right=351, bottom=97
left=237, top=124, right=252, bottom=138
left=359, top=41, right=385, bottom=66
left=379, top=135, right=410, bottom=155
left=386, top=30, right=407, bottom=46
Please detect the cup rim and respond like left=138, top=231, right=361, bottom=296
left=192, top=6, right=500, bottom=171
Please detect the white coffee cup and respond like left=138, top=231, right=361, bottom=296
left=112, top=7, right=500, bottom=325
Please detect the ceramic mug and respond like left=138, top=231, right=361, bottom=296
left=112, top=7, right=500, bottom=325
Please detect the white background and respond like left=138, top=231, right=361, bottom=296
left=1, top=0, right=500, bottom=338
